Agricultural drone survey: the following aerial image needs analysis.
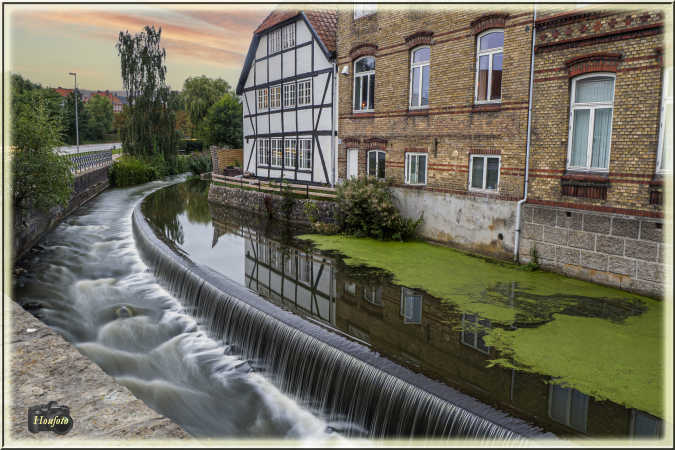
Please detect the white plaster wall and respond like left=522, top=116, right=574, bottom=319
left=297, top=45, right=311, bottom=74
left=297, top=18, right=311, bottom=44
left=282, top=50, right=295, bottom=78
left=268, top=54, right=281, bottom=82
left=255, top=35, right=266, bottom=59
left=283, top=111, right=296, bottom=131
left=255, top=60, right=267, bottom=84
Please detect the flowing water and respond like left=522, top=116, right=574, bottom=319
left=13, top=178, right=661, bottom=441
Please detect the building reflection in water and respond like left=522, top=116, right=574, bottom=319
left=210, top=210, right=662, bottom=440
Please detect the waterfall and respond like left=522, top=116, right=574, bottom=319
left=133, top=206, right=550, bottom=442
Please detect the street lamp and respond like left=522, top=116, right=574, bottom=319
left=68, top=72, right=80, bottom=153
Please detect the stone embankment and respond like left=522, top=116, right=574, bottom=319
left=6, top=298, right=189, bottom=443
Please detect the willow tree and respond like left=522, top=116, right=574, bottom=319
left=116, top=26, right=176, bottom=160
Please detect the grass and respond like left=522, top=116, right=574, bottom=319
left=298, top=234, right=664, bottom=418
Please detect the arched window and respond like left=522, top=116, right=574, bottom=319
left=475, top=30, right=503, bottom=103
left=409, top=46, right=430, bottom=108
left=367, top=150, right=385, bottom=179
left=353, top=56, right=375, bottom=112
left=568, top=74, right=615, bottom=171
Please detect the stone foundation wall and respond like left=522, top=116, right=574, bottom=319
left=518, top=204, right=670, bottom=298
left=13, top=166, right=110, bottom=262
left=208, top=183, right=337, bottom=225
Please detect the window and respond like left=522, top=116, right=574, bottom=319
left=344, top=282, right=356, bottom=296
left=631, top=409, right=663, bottom=438
left=284, top=251, right=297, bottom=277
left=549, top=383, right=589, bottom=433
left=367, top=150, right=385, bottom=179
left=270, top=85, right=281, bottom=109
left=363, top=286, right=383, bottom=306
left=410, top=46, right=430, bottom=108
left=405, top=153, right=427, bottom=185
left=298, top=254, right=312, bottom=283
left=353, top=56, right=375, bottom=112
left=460, top=313, right=490, bottom=353
left=257, top=88, right=268, bottom=111
left=475, top=30, right=503, bottom=103
left=400, top=288, right=422, bottom=324
left=257, top=139, right=270, bottom=166
left=354, top=3, right=376, bottom=19
left=298, top=79, right=312, bottom=106
left=299, top=138, right=312, bottom=170
left=568, top=74, right=615, bottom=171
left=657, top=67, right=672, bottom=173
left=284, top=138, right=297, bottom=168
left=469, top=155, right=500, bottom=191
left=271, top=138, right=283, bottom=167
left=283, top=83, right=296, bottom=108
left=282, top=24, right=295, bottom=49
left=269, top=28, right=282, bottom=53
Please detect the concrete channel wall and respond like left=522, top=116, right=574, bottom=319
left=6, top=298, right=189, bottom=442
left=518, top=204, right=669, bottom=298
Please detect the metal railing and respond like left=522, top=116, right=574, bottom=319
left=68, top=150, right=113, bottom=173
left=211, top=173, right=337, bottom=199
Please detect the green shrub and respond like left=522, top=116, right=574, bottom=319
left=179, top=138, right=203, bottom=153
left=186, top=151, right=212, bottom=175
left=335, top=176, right=423, bottom=241
left=110, top=156, right=159, bottom=187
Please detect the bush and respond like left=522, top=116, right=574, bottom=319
left=186, top=151, right=212, bottom=175
left=334, top=177, right=422, bottom=241
left=179, top=138, right=203, bottom=153
left=110, top=156, right=159, bottom=187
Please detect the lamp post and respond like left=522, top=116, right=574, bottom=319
left=68, top=72, right=80, bottom=153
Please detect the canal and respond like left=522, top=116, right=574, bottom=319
left=13, top=178, right=664, bottom=441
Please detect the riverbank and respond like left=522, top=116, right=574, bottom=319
left=5, top=297, right=189, bottom=443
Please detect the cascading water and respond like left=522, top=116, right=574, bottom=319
left=132, top=183, right=548, bottom=442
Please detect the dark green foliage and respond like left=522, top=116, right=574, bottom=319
left=202, top=92, right=243, bottom=148
left=11, top=96, right=74, bottom=211
left=61, top=91, right=90, bottom=144
left=116, top=26, right=177, bottom=160
left=180, top=138, right=204, bottom=153
left=109, top=156, right=159, bottom=187
left=335, top=177, right=423, bottom=241
left=10, top=74, right=64, bottom=145
left=186, top=152, right=212, bottom=175
left=85, top=95, right=114, bottom=141
left=182, top=75, right=232, bottom=137
left=280, top=182, right=295, bottom=221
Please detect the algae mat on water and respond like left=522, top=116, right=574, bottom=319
left=300, top=234, right=664, bottom=418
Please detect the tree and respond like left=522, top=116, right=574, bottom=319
left=85, top=95, right=114, bottom=141
left=10, top=74, right=63, bottom=140
left=116, top=25, right=177, bottom=160
left=61, top=91, right=90, bottom=145
left=11, top=96, right=73, bottom=211
left=182, top=75, right=232, bottom=138
left=202, top=92, right=243, bottom=148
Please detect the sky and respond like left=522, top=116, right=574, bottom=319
left=5, top=3, right=276, bottom=92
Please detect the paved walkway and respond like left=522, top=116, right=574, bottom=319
left=5, top=297, right=190, bottom=444
left=56, top=143, right=121, bottom=155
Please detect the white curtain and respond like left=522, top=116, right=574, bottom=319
left=591, top=108, right=612, bottom=169
left=570, top=109, right=590, bottom=167
left=576, top=77, right=614, bottom=103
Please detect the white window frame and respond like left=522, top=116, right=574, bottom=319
left=460, top=313, right=491, bottom=354
left=630, top=409, right=663, bottom=439
left=298, top=137, right=312, bottom=170
left=257, top=138, right=271, bottom=166
left=271, top=138, right=283, bottom=168
left=283, top=82, right=296, bottom=108
left=354, top=3, right=376, bottom=19
left=367, top=150, right=386, bottom=179
left=657, top=67, right=672, bottom=174
left=409, top=46, right=431, bottom=109
left=269, top=85, right=282, bottom=110
left=363, top=286, right=383, bottom=306
left=548, top=382, right=589, bottom=433
left=566, top=73, right=615, bottom=172
left=474, top=29, right=504, bottom=104
left=282, top=24, right=295, bottom=49
left=344, top=281, right=357, bottom=296
left=353, top=56, right=375, bottom=113
left=284, top=138, right=297, bottom=168
left=468, top=155, right=501, bottom=192
left=269, top=28, right=282, bottom=53
left=297, top=79, right=312, bottom=106
left=404, top=152, right=427, bottom=186
left=257, top=88, right=268, bottom=111
left=400, top=288, right=422, bottom=324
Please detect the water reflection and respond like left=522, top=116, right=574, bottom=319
left=141, top=180, right=663, bottom=439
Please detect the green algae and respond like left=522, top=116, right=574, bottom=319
left=299, top=234, right=664, bottom=417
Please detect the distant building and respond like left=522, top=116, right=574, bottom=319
left=87, top=90, right=125, bottom=113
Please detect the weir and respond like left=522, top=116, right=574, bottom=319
left=133, top=203, right=552, bottom=441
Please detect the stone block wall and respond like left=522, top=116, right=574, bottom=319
left=518, top=203, right=670, bottom=298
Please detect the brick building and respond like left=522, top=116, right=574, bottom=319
left=335, top=5, right=537, bottom=259
left=518, top=7, right=671, bottom=298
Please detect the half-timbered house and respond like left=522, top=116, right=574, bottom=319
left=236, top=9, right=338, bottom=185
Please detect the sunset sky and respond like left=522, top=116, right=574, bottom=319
left=4, top=3, right=277, bottom=91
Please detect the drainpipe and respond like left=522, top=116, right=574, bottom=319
left=330, top=60, right=337, bottom=186
left=514, top=5, right=537, bottom=262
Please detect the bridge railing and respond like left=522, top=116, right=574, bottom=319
left=68, top=150, right=113, bottom=174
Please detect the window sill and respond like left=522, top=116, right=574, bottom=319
left=407, top=108, right=430, bottom=116
left=353, top=109, right=375, bottom=114
left=471, top=103, right=502, bottom=113
left=468, top=187, right=499, bottom=195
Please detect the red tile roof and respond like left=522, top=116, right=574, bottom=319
left=54, top=87, right=73, bottom=97
left=254, top=8, right=337, bottom=53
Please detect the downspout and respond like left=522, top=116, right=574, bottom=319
left=514, top=5, right=537, bottom=262
left=331, top=59, right=337, bottom=186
